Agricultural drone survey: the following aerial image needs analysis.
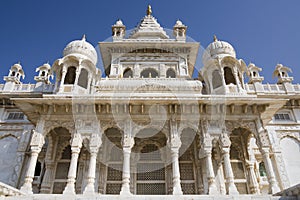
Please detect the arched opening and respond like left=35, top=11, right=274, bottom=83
left=280, top=137, right=300, bottom=186
left=166, top=68, right=176, bottom=78
left=37, top=127, right=72, bottom=194
left=179, top=128, right=200, bottom=194
left=53, top=145, right=71, bottom=194
left=123, top=68, right=133, bottom=78
left=140, top=68, right=159, bottom=78
left=41, top=71, right=46, bottom=77
left=64, top=66, right=76, bottom=84
left=224, top=67, right=236, bottom=85
left=212, top=70, right=223, bottom=89
left=252, top=71, right=257, bottom=77
left=229, top=128, right=256, bottom=194
left=78, top=68, right=88, bottom=89
left=133, top=128, right=167, bottom=195
left=11, top=71, right=16, bottom=76
left=102, top=128, right=123, bottom=194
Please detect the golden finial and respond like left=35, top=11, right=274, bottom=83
left=147, top=5, right=152, bottom=16
left=213, top=35, right=218, bottom=42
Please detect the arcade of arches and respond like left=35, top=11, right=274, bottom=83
left=21, top=121, right=282, bottom=196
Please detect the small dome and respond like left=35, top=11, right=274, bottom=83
left=175, top=20, right=183, bottom=26
left=115, top=19, right=124, bottom=26
left=63, top=35, right=97, bottom=65
left=202, top=36, right=236, bottom=64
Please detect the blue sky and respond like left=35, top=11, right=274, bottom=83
left=0, top=0, right=299, bottom=83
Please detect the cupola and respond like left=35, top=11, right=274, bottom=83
left=63, top=35, right=98, bottom=65
left=173, top=20, right=187, bottom=42
left=3, top=62, right=25, bottom=91
left=34, top=63, right=53, bottom=84
left=202, top=35, right=236, bottom=65
left=112, top=19, right=126, bottom=41
left=273, top=64, right=293, bottom=84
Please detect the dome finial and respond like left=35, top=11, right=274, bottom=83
left=213, top=35, right=218, bottom=42
left=82, top=34, right=86, bottom=41
left=147, top=5, right=152, bottom=16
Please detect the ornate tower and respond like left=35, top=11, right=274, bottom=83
left=52, top=35, right=101, bottom=94
left=3, top=63, right=25, bottom=91
left=34, top=63, right=53, bottom=89
left=201, top=36, right=247, bottom=94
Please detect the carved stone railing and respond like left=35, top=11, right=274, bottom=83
left=96, top=78, right=202, bottom=93
left=245, top=83, right=300, bottom=95
left=0, top=182, right=24, bottom=197
left=0, top=84, right=55, bottom=93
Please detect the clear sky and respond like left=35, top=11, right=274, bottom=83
left=0, top=0, right=299, bottom=84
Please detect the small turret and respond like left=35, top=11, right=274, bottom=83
left=112, top=19, right=126, bottom=41
left=173, top=20, right=187, bottom=42
left=273, top=64, right=293, bottom=84
left=247, top=63, right=264, bottom=84
left=34, top=63, right=53, bottom=84
left=3, top=63, right=25, bottom=91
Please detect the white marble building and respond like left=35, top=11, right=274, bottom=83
left=0, top=5, right=299, bottom=200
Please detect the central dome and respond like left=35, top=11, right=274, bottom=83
left=202, top=36, right=236, bottom=64
left=63, top=35, right=98, bottom=65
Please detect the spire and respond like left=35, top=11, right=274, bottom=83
left=82, top=34, right=86, bottom=41
left=147, top=5, right=152, bottom=16
left=213, top=35, right=218, bottom=42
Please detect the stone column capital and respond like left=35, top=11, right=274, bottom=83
left=70, top=133, right=82, bottom=149
left=168, top=135, right=182, bottom=150
left=219, top=133, right=231, bottom=148
left=30, top=130, right=45, bottom=149
left=89, top=134, right=102, bottom=151
left=261, top=147, right=270, bottom=155
left=221, top=147, right=230, bottom=154
left=122, top=135, right=134, bottom=149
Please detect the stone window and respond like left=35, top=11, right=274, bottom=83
left=166, top=68, right=176, bottom=78
left=224, top=67, right=236, bottom=85
left=140, top=68, right=159, bottom=78
left=259, top=162, right=267, bottom=177
left=64, top=66, right=76, bottom=84
left=274, top=110, right=293, bottom=121
left=7, top=112, right=24, bottom=120
left=123, top=68, right=133, bottom=78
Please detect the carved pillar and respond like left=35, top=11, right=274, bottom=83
left=199, top=135, right=218, bottom=195
left=220, top=67, right=226, bottom=87
left=196, top=163, right=204, bottom=194
left=170, top=141, right=183, bottom=195
left=20, top=130, right=45, bottom=194
left=63, top=134, right=82, bottom=195
left=120, top=136, right=134, bottom=195
left=59, top=67, right=67, bottom=92
left=217, top=161, right=226, bottom=195
left=233, top=67, right=242, bottom=92
left=246, top=161, right=260, bottom=194
left=86, top=74, right=92, bottom=93
left=166, top=164, right=173, bottom=194
left=169, top=118, right=183, bottom=195
left=261, top=147, right=280, bottom=194
left=74, top=66, right=81, bottom=86
left=83, top=134, right=102, bottom=194
left=219, top=133, right=239, bottom=195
